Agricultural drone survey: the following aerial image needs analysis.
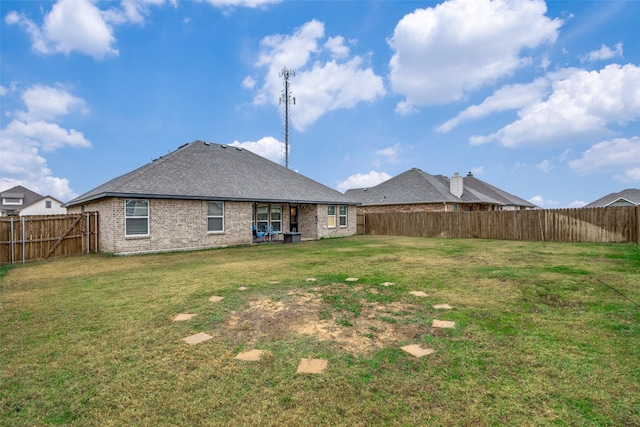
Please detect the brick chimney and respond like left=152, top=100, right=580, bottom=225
left=450, top=172, right=463, bottom=198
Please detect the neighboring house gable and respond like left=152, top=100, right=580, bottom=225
left=66, top=140, right=357, bottom=255
left=584, top=189, right=640, bottom=208
left=0, top=185, right=66, bottom=216
left=345, top=168, right=536, bottom=213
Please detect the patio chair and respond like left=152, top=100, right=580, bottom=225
left=265, top=225, right=280, bottom=241
left=252, top=225, right=266, bottom=242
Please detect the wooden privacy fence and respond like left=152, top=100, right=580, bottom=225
left=0, top=213, right=99, bottom=265
left=359, top=206, right=639, bottom=244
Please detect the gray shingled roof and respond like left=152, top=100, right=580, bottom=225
left=67, top=140, right=356, bottom=206
left=584, top=188, right=640, bottom=207
left=344, top=168, right=536, bottom=208
left=0, top=185, right=46, bottom=213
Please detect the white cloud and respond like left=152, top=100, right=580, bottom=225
left=0, top=85, right=91, bottom=201
left=471, top=64, right=640, bottom=147
left=324, top=36, right=350, bottom=59
left=536, top=159, right=553, bottom=173
left=17, top=85, right=88, bottom=122
left=388, top=0, right=561, bottom=110
left=614, top=168, right=640, bottom=183
left=6, top=0, right=176, bottom=59
left=229, top=136, right=285, bottom=164
left=7, top=0, right=118, bottom=59
left=569, top=137, right=640, bottom=182
left=252, top=20, right=385, bottom=131
left=198, top=0, right=281, bottom=8
left=337, top=171, right=392, bottom=193
left=529, top=195, right=560, bottom=208
left=568, top=200, right=587, bottom=208
left=242, top=76, right=256, bottom=90
left=438, top=78, right=548, bottom=132
left=375, top=144, right=401, bottom=163
left=582, top=42, right=623, bottom=62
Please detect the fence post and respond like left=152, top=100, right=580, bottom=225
left=637, top=205, right=640, bottom=245
left=10, top=218, right=15, bottom=265
left=21, top=216, right=25, bottom=264
left=86, top=212, right=90, bottom=254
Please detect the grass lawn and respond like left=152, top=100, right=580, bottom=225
left=1, top=236, right=639, bottom=426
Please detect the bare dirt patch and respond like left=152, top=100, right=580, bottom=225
left=211, top=284, right=432, bottom=355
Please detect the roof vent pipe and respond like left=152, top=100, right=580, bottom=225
left=450, top=172, right=463, bottom=198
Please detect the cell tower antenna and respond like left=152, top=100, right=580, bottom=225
left=279, top=67, right=295, bottom=169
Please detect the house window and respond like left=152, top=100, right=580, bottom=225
left=45, top=200, right=52, bottom=209
left=270, top=205, right=282, bottom=232
left=125, top=199, right=149, bottom=236
left=256, top=204, right=269, bottom=232
left=254, top=204, right=281, bottom=232
left=327, top=205, right=336, bottom=228
left=339, top=205, right=347, bottom=227
left=3, top=198, right=22, bottom=205
left=207, top=201, right=224, bottom=232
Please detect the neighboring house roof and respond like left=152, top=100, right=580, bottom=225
left=584, top=188, right=640, bottom=208
left=67, top=140, right=356, bottom=206
left=0, top=185, right=45, bottom=213
left=441, top=174, right=537, bottom=208
left=344, top=168, right=537, bottom=208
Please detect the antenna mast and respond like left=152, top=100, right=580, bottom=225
left=279, top=67, right=295, bottom=169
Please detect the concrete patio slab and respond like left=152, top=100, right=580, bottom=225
left=209, top=296, right=224, bottom=302
left=296, top=358, right=328, bottom=374
left=432, top=319, right=456, bottom=329
left=433, top=304, right=453, bottom=310
left=235, top=349, right=265, bottom=361
left=182, top=332, right=213, bottom=345
left=173, top=313, right=196, bottom=321
left=401, top=344, right=436, bottom=358
left=409, top=291, right=428, bottom=297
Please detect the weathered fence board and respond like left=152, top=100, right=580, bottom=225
left=0, top=213, right=99, bottom=265
left=358, top=206, right=639, bottom=244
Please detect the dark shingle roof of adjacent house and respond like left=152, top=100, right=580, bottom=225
left=67, top=140, right=356, bottom=206
left=344, top=168, right=536, bottom=208
left=0, top=185, right=46, bottom=214
left=584, top=188, right=640, bottom=207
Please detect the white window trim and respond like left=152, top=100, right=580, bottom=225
left=327, top=205, right=337, bottom=228
left=207, top=201, right=224, bottom=233
left=125, top=199, right=149, bottom=237
left=339, top=205, right=348, bottom=227
left=3, top=198, right=23, bottom=205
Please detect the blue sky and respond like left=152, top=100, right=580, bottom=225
left=1, top=0, right=639, bottom=208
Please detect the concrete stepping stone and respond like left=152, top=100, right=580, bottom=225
left=182, top=332, right=213, bottom=345
left=235, top=349, right=265, bottom=361
left=345, top=278, right=358, bottom=282
left=173, top=313, right=197, bottom=321
left=238, top=286, right=249, bottom=291
left=305, top=278, right=317, bottom=282
left=432, top=319, right=456, bottom=329
left=268, top=281, right=280, bottom=284
left=433, top=304, right=453, bottom=310
left=401, top=344, right=436, bottom=358
left=381, top=282, right=394, bottom=287
left=409, top=291, right=428, bottom=297
left=296, top=358, right=328, bottom=374
left=209, top=296, right=224, bottom=302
